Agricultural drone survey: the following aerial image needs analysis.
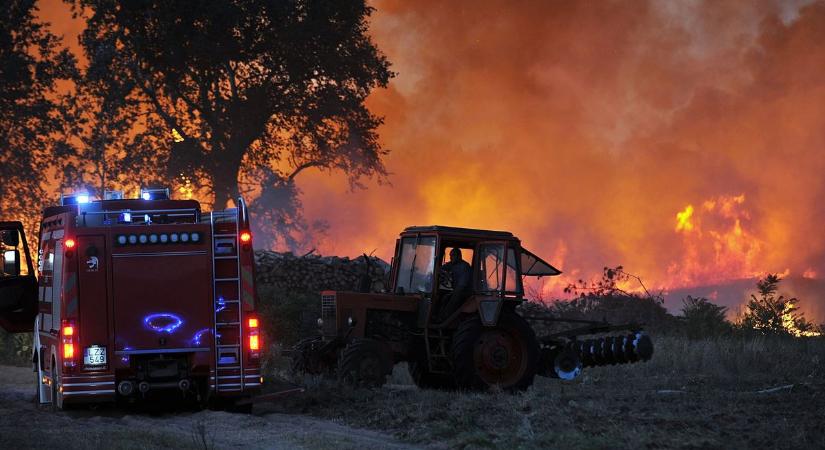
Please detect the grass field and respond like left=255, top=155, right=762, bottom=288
left=0, top=333, right=822, bottom=449
left=258, top=334, right=825, bottom=449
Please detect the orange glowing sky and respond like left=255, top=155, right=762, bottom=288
left=36, top=0, right=825, bottom=309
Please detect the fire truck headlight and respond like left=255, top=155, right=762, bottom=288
left=170, top=233, right=179, bottom=243
left=160, top=234, right=169, bottom=244
left=317, top=318, right=324, bottom=327
left=128, top=235, right=137, bottom=244
left=149, top=234, right=158, bottom=244
left=138, top=234, right=148, bottom=244
left=180, top=233, right=190, bottom=243
left=191, top=232, right=200, bottom=243
left=117, top=235, right=127, bottom=245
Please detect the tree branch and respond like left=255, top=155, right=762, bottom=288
left=287, top=161, right=325, bottom=182
left=134, top=67, right=187, bottom=139
left=226, top=61, right=238, bottom=101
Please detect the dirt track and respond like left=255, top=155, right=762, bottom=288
left=0, top=365, right=419, bottom=450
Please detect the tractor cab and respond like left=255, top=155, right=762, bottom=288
left=390, top=226, right=561, bottom=326
left=0, top=221, right=37, bottom=333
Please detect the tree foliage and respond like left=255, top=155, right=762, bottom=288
left=739, top=273, right=815, bottom=336
left=74, top=0, right=394, bottom=248
left=0, top=0, right=76, bottom=228
left=680, top=296, right=729, bottom=339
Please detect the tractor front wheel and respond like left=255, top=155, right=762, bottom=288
left=338, top=339, right=392, bottom=388
left=452, top=311, right=539, bottom=391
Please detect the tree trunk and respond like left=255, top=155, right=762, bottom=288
left=209, top=152, right=243, bottom=210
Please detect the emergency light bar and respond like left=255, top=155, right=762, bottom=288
left=140, top=187, right=170, bottom=200
left=104, top=190, right=124, bottom=200
left=61, top=192, right=92, bottom=206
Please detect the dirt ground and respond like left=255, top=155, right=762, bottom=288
left=0, top=365, right=417, bottom=450
left=2, top=335, right=825, bottom=450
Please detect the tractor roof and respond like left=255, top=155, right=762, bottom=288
left=402, top=225, right=515, bottom=239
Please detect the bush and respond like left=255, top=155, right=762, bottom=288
left=0, top=328, right=32, bottom=366
left=557, top=266, right=677, bottom=333
left=256, top=285, right=320, bottom=348
left=681, top=296, right=730, bottom=339
left=738, top=273, right=817, bottom=336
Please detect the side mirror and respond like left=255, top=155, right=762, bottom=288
left=1, top=230, right=18, bottom=247
left=3, top=250, right=20, bottom=277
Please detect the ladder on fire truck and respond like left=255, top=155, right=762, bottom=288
left=209, top=199, right=247, bottom=393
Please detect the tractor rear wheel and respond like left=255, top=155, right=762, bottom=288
left=408, top=361, right=455, bottom=390
left=452, top=311, right=539, bottom=391
left=338, top=339, right=392, bottom=388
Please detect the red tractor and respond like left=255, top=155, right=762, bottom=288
left=0, top=189, right=262, bottom=410
left=291, top=226, right=653, bottom=390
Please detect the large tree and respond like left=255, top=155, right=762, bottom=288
left=0, top=0, right=75, bottom=228
left=75, top=0, right=393, bottom=248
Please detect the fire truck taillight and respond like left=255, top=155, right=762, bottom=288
left=249, top=334, right=260, bottom=351
left=247, top=315, right=260, bottom=357
left=65, top=239, right=76, bottom=249
left=240, top=231, right=252, bottom=243
left=62, top=320, right=76, bottom=369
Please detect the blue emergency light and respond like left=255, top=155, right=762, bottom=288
left=139, top=187, right=170, bottom=200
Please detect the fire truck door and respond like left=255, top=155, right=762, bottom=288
left=0, top=221, right=37, bottom=333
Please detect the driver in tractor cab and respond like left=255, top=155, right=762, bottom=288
left=437, top=247, right=473, bottom=322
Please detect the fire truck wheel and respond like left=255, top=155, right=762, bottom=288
left=338, top=339, right=392, bottom=388
left=452, top=311, right=540, bottom=392
left=408, top=361, right=455, bottom=390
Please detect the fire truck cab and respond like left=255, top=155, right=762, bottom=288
left=0, top=189, right=261, bottom=410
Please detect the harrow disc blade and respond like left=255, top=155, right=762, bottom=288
left=553, top=344, right=582, bottom=380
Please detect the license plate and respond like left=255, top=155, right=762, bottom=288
left=84, top=345, right=107, bottom=367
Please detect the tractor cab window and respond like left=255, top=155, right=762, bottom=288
left=0, top=228, right=29, bottom=277
left=395, top=236, right=437, bottom=294
left=477, top=243, right=522, bottom=295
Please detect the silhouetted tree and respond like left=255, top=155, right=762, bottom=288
left=74, top=0, right=393, bottom=248
left=681, top=296, right=729, bottom=339
left=739, top=274, right=814, bottom=336
left=0, top=0, right=76, bottom=228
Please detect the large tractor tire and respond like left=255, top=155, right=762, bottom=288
left=452, top=311, right=540, bottom=391
left=408, top=360, right=455, bottom=390
left=338, top=339, right=393, bottom=388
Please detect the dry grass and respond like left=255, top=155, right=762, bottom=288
left=260, top=334, right=825, bottom=449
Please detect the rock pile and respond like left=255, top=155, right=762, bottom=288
left=254, top=250, right=389, bottom=294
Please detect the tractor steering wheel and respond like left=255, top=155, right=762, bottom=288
left=439, top=267, right=453, bottom=290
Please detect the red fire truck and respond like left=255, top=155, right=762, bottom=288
left=0, top=189, right=262, bottom=410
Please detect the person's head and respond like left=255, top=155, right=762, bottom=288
left=449, top=248, right=462, bottom=263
